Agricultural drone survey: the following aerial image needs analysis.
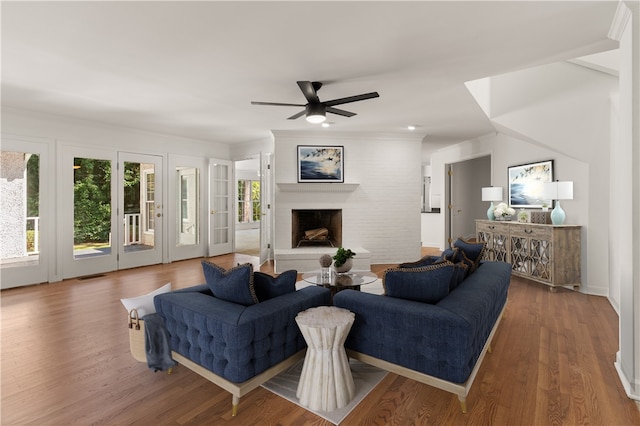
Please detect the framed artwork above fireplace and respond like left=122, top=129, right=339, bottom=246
left=297, top=145, right=344, bottom=183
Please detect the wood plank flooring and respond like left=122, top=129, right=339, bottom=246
left=2, top=252, right=639, bottom=425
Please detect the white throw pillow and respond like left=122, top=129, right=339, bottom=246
left=121, top=282, right=171, bottom=318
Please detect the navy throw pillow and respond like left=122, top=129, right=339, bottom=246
left=438, top=247, right=460, bottom=263
left=201, top=261, right=257, bottom=306
left=382, top=263, right=454, bottom=304
left=253, top=270, right=298, bottom=302
left=452, top=238, right=486, bottom=275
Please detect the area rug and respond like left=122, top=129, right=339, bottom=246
left=261, top=359, right=387, bottom=425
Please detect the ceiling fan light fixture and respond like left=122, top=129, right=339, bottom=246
left=305, top=103, right=326, bottom=123
left=306, top=113, right=326, bottom=123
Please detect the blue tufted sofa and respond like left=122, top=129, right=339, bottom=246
left=333, top=260, right=511, bottom=413
left=154, top=282, right=330, bottom=415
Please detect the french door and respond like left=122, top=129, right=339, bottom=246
left=259, top=152, right=273, bottom=264
left=117, top=152, right=163, bottom=270
left=61, top=146, right=163, bottom=278
left=208, top=158, right=233, bottom=256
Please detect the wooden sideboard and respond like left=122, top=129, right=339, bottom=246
left=475, top=219, right=581, bottom=291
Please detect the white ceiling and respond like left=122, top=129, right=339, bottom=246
left=1, top=1, right=619, bottom=145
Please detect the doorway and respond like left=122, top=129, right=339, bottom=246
left=235, top=158, right=261, bottom=256
left=60, top=146, right=164, bottom=279
left=446, top=155, right=491, bottom=244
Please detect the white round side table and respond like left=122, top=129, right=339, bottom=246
left=295, top=306, right=356, bottom=412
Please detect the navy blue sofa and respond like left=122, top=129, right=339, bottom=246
left=333, top=260, right=511, bottom=413
left=154, top=283, right=330, bottom=415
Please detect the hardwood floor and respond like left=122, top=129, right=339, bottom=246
left=2, top=252, right=639, bottom=425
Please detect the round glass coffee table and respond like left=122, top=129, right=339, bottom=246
left=301, top=270, right=378, bottom=299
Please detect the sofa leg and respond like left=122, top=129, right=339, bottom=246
left=232, top=395, right=239, bottom=416
left=487, top=343, right=493, bottom=354
left=458, top=397, right=467, bottom=413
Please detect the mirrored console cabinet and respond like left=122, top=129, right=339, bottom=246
left=475, top=220, right=581, bottom=291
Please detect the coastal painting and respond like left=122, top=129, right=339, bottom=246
left=508, top=160, right=554, bottom=208
left=297, top=146, right=344, bottom=183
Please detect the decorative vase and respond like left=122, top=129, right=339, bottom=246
left=486, top=202, right=496, bottom=221
left=334, top=258, right=353, bottom=273
left=550, top=201, right=566, bottom=225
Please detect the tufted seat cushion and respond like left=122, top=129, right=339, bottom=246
left=154, top=285, right=330, bottom=383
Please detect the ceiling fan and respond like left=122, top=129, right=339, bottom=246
left=251, top=81, right=379, bottom=123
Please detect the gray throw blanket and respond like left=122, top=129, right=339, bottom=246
left=143, top=313, right=177, bottom=372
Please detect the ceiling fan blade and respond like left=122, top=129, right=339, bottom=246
left=287, top=110, right=307, bottom=120
left=297, top=81, right=320, bottom=104
left=326, top=107, right=356, bottom=117
left=251, top=101, right=305, bottom=107
left=324, top=92, right=380, bottom=107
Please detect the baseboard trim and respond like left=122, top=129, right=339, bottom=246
left=615, top=351, right=640, bottom=401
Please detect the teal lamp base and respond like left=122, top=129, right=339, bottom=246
left=486, top=202, right=495, bottom=221
left=550, top=201, right=566, bottom=225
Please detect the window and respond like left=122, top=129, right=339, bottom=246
left=144, top=171, right=155, bottom=232
left=237, top=180, right=260, bottom=223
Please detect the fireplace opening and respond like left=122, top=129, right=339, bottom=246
left=292, top=209, right=342, bottom=248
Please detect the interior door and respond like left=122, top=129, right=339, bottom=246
left=117, top=152, right=163, bottom=270
left=0, top=137, right=51, bottom=288
left=259, top=152, right=273, bottom=264
left=208, top=158, right=233, bottom=256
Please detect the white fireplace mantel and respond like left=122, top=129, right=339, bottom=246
left=276, top=183, right=359, bottom=193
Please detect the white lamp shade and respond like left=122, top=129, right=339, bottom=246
left=557, top=181, right=573, bottom=200
left=543, top=181, right=574, bottom=200
left=482, top=186, right=503, bottom=202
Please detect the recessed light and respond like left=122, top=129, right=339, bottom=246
left=322, top=122, right=330, bottom=128
left=407, top=125, right=416, bottom=131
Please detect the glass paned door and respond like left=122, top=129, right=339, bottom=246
left=209, top=158, right=233, bottom=256
left=177, top=167, right=199, bottom=246
left=1, top=138, right=50, bottom=288
left=118, top=153, right=163, bottom=270
left=73, top=157, right=113, bottom=259
left=260, top=152, right=272, bottom=264
left=61, top=145, right=117, bottom=279
left=61, top=147, right=162, bottom=279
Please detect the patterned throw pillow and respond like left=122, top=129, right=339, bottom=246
left=452, top=238, right=486, bottom=276
left=253, top=270, right=298, bottom=302
left=438, top=247, right=460, bottom=263
left=382, top=263, right=454, bottom=304
left=201, top=261, right=257, bottom=306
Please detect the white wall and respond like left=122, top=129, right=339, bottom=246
left=273, top=130, right=423, bottom=264
left=433, top=131, right=599, bottom=294
left=2, top=107, right=231, bottom=157
left=439, top=56, right=618, bottom=298
left=613, top=0, right=640, bottom=401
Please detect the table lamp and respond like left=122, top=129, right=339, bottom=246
left=544, top=181, right=573, bottom=225
left=482, top=187, right=503, bottom=221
